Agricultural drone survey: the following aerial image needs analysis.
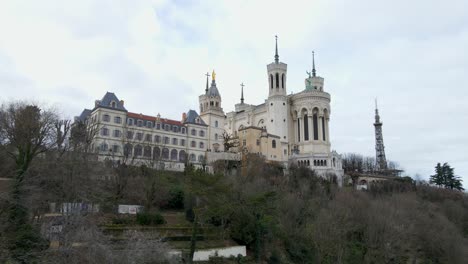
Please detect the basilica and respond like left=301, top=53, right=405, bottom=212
left=75, top=38, right=343, bottom=179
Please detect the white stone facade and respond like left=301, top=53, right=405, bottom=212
left=76, top=42, right=343, bottom=179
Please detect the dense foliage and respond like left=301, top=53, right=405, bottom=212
left=0, top=101, right=467, bottom=263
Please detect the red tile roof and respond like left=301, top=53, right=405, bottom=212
left=127, top=112, right=183, bottom=126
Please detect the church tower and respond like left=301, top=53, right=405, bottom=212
left=266, top=36, right=289, bottom=148
left=199, top=71, right=225, bottom=152
left=374, top=100, right=387, bottom=170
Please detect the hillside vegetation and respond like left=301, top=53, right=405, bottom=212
left=1, top=102, right=467, bottom=263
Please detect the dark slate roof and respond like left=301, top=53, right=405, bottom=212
left=184, top=110, right=207, bottom=126
left=75, top=109, right=92, bottom=122
left=206, top=80, right=221, bottom=97
left=95, top=92, right=127, bottom=111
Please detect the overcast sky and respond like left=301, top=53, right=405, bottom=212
left=1, top=0, right=467, bottom=184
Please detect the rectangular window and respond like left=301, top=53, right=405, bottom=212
left=112, top=145, right=119, bottom=153
left=172, top=138, right=178, bottom=145
left=137, top=120, right=143, bottom=127
left=164, top=137, right=170, bottom=144
left=127, top=131, right=133, bottom=139
left=155, top=135, right=161, bottom=143
left=127, top=118, right=134, bottom=126
left=256, top=139, right=260, bottom=146
left=113, top=130, right=121, bottom=137
left=165, top=124, right=171, bottom=131
left=156, top=123, right=161, bottom=130
left=101, top=128, right=109, bottom=136
left=146, top=121, right=153, bottom=128
left=103, top=114, right=110, bottom=122
left=173, top=126, right=178, bottom=133
left=243, top=139, right=246, bottom=146
left=114, top=116, right=121, bottom=124
left=180, top=139, right=185, bottom=146
left=181, top=128, right=186, bottom=134
left=136, top=132, right=143, bottom=140
left=145, top=134, right=152, bottom=142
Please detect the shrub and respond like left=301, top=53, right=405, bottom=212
left=136, top=212, right=166, bottom=225
left=166, top=187, right=184, bottom=209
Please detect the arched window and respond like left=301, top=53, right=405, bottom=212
left=303, top=114, right=309, bottom=141
left=322, top=117, right=326, bottom=141
left=170, top=149, right=178, bottom=160
left=154, top=135, right=161, bottom=143
left=320, top=160, right=324, bottom=166
left=215, top=120, right=218, bottom=127
left=198, top=155, right=204, bottom=162
left=124, top=143, right=133, bottom=157
left=190, top=154, right=196, bottom=161
left=111, top=101, right=116, bottom=108
left=191, top=129, right=196, bottom=136
left=199, top=130, right=205, bottom=137
left=153, top=147, right=160, bottom=159
left=333, top=158, right=336, bottom=167
left=214, top=133, right=218, bottom=140
left=314, top=160, right=317, bottom=166
left=143, top=146, right=152, bottom=158
left=179, top=150, right=186, bottom=162
left=313, top=113, right=319, bottom=140
left=297, top=118, right=300, bottom=142
left=162, top=148, right=169, bottom=160
left=134, top=145, right=143, bottom=156
left=191, top=141, right=196, bottom=148
left=270, top=74, right=273, bottom=89
left=199, top=142, right=204, bottom=149
left=272, top=140, right=276, bottom=148
left=275, top=73, right=279, bottom=88
left=281, top=74, right=284, bottom=88
left=324, top=160, right=327, bottom=166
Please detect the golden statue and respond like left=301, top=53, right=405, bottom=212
left=212, top=70, right=216, bottom=81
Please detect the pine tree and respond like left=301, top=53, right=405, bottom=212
left=430, top=162, right=464, bottom=191
left=429, top=163, right=444, bottom=187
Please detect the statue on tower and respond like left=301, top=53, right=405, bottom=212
left=305, top=71, right=313, bottom=90
left=212, top=70, right=216, bottom=81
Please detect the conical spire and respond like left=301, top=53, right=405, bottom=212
left=274, top=35, right=279, bottom=64
left=240, top=83, right=245, bottom=104
left=312, top=51, right=316, bottom=77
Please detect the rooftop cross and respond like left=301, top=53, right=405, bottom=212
left=205, top=72, right=210, bottom=93
left=240, top=82, right=245, bottom=104
left=312, top=51, right=316, bottom=77
left=275, top=35, right=279, bottom=63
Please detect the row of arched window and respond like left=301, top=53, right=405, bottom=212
left=99, top=142, right=206, bottom=163
left=298, top=113, right=326, bottom=142
left=297, top=159, right=328, bottom=167
left=270, top=73, right=285, bottom=89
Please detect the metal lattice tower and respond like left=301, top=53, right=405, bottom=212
left=374, top=99, right=387, bottom=170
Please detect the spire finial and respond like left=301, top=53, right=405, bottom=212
left=205, top=72, right=210, bottom=93
left=240, top=83, right=245, bottom=104
left=274, top=35, right=279, bottom=63
left=212, top=70, right=216, bottom=81
left=375, top=98, right=380, bottom=123
left=312, top=51, right=316, bottom=77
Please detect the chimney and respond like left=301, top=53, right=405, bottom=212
left=182, top=112, right=187, bottom=122
left=120, top=100, right=124, bottom=106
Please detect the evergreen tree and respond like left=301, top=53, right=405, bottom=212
left=429, top=163, right=444, bottom=187
left=430, top=162, right=464, bottom=191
